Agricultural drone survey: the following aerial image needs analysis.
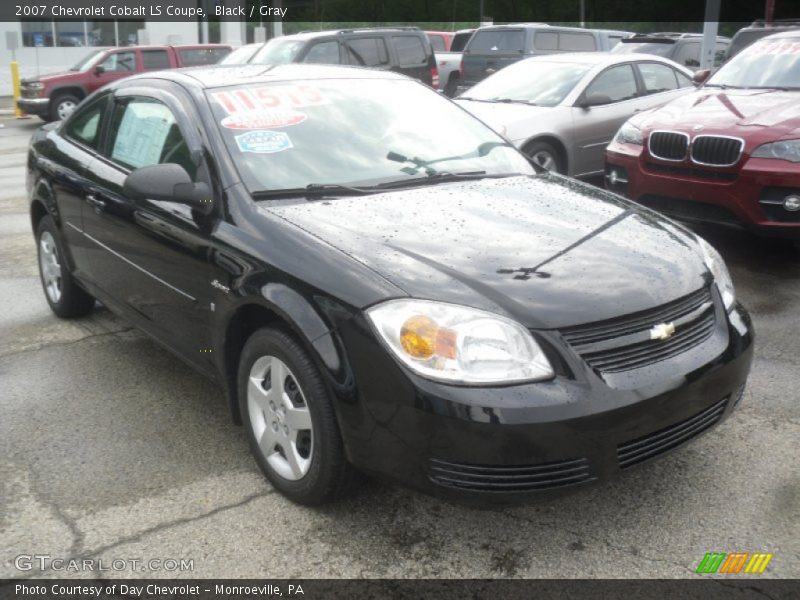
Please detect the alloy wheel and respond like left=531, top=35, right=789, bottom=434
left=39, top=231, right=62, bottom=303
left=57, top=100, right=77, bottom=120
left=530, top=150, right=557, bottom=171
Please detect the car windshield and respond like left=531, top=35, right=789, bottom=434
left=207, top=78, right=532, bottom=193
left=220, top=44, right=261, bottom=65
left=612, top=41, right=674, bottom=56
left=250, top=39, right=305, bottom=65
left=707, top=37, right=800, bottom=89
left=460, top=60, right=591, bottom=106
left=70, top=49, right=105, bottom=72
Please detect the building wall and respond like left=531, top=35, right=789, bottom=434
left=0, top=21, right=198, bottom=96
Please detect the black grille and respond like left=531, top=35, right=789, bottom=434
left=690, top=136, right=743, bottom=166
left=617, top=396, right=728, bottom=469
left=649, top=131, right=689, bottom=161
left=561, top=287, right=715, bottom=373
left=429, top=457, right=594, bottom=492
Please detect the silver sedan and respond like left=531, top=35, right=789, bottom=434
left=456, top=53, right=696, bottom=177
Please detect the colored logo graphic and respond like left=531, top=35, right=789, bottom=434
left=696, top=552, right=773, bottom=574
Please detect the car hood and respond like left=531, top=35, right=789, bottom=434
left=22, top=71, right=79, bottom=85
left=456, top=99, right=555, bottom=138
left=264, top=175, right=709, bottom=329
left=636, top=88, right=800, bottom=138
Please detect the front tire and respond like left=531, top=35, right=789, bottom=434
left=238, top=327, right=357, bottom=505
left=524, top=140, right=564, bottom=174
left=49, top=93, right=80, bottom=122
left=36, top=216, right=95, bottom=318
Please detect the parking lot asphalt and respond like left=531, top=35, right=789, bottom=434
left=1, top=115, right=798, bottom=580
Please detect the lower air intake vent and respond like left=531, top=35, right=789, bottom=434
left=429, top=457, right=594, bottom=492
left=617, top=396, right=728, bottom=469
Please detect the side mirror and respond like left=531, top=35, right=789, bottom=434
left=123, top=164, right=212, bottom=213
left=577, top=93, right=612, bottom=109
left=94, top=65, right=105, bottom=76
left=693, top=68, right=711, bottom=84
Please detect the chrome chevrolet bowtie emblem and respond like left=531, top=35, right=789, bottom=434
left=650, top=322, right=676, bottom=341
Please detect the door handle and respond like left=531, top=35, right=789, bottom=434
left=86, top=194, right=106, bottom=210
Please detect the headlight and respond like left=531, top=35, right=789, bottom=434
left=698, top=238, right=735, bottom=311
left=751, top=139, right=800, bottom=163
left=366, top=299, right=554, bottom=384
left=25, top=81, right=44, bottom=90
left=614, top=121, right=643, bottom=145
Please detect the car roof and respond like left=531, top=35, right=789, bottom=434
left=284, top=26, right=423, bottom=40
left=759, top=30, right=800, bottom=41
left=150, top=64, right=410, bottom=89
left=515, top=52, right=680, bottom=66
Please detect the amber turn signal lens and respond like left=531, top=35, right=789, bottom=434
left=400, top=315, right=438, bottom=359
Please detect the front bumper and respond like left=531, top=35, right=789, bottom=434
left=17, top=97, right=49, bottom=117
left=335, top=303, right=754, bottom=504
left=605, top=141, right=800, bottom=238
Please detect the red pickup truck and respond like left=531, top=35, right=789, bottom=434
left=18, top=44, right=231, bottom=122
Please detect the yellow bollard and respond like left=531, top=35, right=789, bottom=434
left=11, top=60, right=26, bottom=118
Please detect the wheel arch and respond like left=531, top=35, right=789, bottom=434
left=522, top=135, right=569, bottom=174
left=219, top=286, right=351, bottom=425
left=49, top=86, right=87, bottom=102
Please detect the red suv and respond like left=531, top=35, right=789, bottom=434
left=18, top=44, right=231, bottom=122
left=605, top=31, right=800, bottom=240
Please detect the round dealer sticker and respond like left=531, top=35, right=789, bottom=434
left=221, top=109, right=307, bottom=130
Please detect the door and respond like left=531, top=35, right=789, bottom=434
left=87, top=50, right=139, bottom=93
left=389, top=35, right=431, bottom=84
left=343, top=37, right=391, bottom=71
left=81, top=88, right=215, bottom=364
left=49, top=93, right=112, bottom=284
left=571, top=63, right=641, bottom=176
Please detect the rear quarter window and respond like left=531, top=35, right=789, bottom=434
left=392, top=36, right=427, bottom=65
left=451, top=32, right=473, bottom=52
left=467, top=30, right=526, bottom=53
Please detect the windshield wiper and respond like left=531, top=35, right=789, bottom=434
left=386, top=142, right=514, bottom=175
left=374, top=171, right=525, bottom=190
left=252, top=183, right=375, bottom=199
left=495, top=98, right=539, bottom=105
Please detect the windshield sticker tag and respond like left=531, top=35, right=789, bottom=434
left=235, top=130, right=292, bottom=154
left=221, top=109, right=307, bottom=130
left=213, top=85, right=328, bottom=115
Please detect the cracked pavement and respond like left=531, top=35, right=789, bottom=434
left=0, top=116, right=798, bottom=579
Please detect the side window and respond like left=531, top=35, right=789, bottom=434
left=99, top=51, right=136, bottom=73
left=392, top=36, right=427, bottom=66
left=675, top=42, right=701, bottom=68
left=714, top=42, right=728, bottom=67
left=583, top=64, right=638, bottom=104
left=63, top=95, right=108, bottom=150
left=638, top=62, right=679, bottom=94
left=107, top=98, right=195, bottom=177
left=302, top=41, right=341, bottom=65
left=345, top=37, right=389, bottom=67
left=534, top=31, right=558, bottom=50
left=179, top=48, right=230, bottom=66
left=428, top=35, right=446, bottom=52
left=142, top=50, right=170, bottom=70
left=559, top=33, right=597, bottom=51
left=675, top=69, right=694, bottom=87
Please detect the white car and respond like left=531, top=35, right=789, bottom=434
left=456, top=53, right=696, bottom=177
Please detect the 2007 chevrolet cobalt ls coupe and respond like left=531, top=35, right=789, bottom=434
left=27, top=65, right=753, bottom=505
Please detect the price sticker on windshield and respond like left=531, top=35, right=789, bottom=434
left=213, top=85, right=328, bottom=116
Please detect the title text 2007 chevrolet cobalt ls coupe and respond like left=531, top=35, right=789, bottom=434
left=28, top=65, right=753, bottom=505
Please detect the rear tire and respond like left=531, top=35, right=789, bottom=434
left=524, top=140, right=565, bottom=174
left=238, top=326, right=358, bottom=505
left=36, top=215, right=95, bottom=318
left=49, top=93, right=80, bottom=122
left=444, top=76, right=460, bottom=97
